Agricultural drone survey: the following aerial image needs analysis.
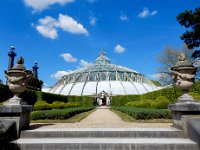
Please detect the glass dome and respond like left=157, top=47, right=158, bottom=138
left=48, top=52, right=160, bottom=96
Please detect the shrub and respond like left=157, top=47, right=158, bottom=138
left=0, top=84, right=13, bottom=103
left=112, top=106, right=172, bottom=120
left=51, top=101, right=66, bottom=109
left=189, top=92, right=200, bottom=101
left=20, top=89, right=37, bottom=106
left=125, top=99, right=152, bottom=108
left=64, top=102, right=81, bottom=108
left=31, top=107, right=93, bottom=120
left=154, top=96, right=171, bottom=109
left=34, top=101, right=51, bottom=111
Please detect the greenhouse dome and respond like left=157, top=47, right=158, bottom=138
left=48, top=51, right=160, bottom=96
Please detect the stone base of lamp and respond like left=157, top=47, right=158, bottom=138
left=168, top=101, right=200, bottom=129
left=0, top=104, right=33, bottom=138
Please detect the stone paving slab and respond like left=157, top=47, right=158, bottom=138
left=16, top=138, right=196, bottom=144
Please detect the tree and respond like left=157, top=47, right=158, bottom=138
left=157, top=44, right=193, bottom=85
left=0, top=79, right=3, bottom=85
left=177, top=7, right=200, bottom=58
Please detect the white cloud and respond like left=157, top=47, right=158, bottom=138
left=24, top=0, right=74, bottom=11
left=120, top=12, right=129, bottom=21
left=35, top=14, right=89, bottom=39
left=60, top=53, right=77, bottom=62
left=79, top=59, right=92, bottom=67
left=51, top=70, right=71, bottom=79
left=151, top=10, right=158, bottom=16
left=120, top=14, right=129, bottom=21
left=138, top=7, right=158, bottom=18
left=36, top=16, right=58, bottom=39
left=114, top=44, right=125, bottom=53
left=58, top=14, right=89, bottom=35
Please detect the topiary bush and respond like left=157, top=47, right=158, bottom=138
left=51, top=101, right=66, bottom=109
left=34, top=101, right=51, bottom=111
left=153, top=96, right=171, bottom=109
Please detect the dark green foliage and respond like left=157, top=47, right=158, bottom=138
left=19, top=89, right=37, bottom=105
left=177, top=7, right=200, bottom=50
left=112, top=106, right=172, bottom=120
left=42, top=92, right=68, bottom=103
left=27, top=77, right=43, bottom=91
left=31, top=107, right=93, bottom=120
left=0, top=84, right=13, bottom=103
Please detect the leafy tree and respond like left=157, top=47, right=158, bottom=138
left=157, top=44, right=193, bottom=85
left=177, top=7, right=200, bottom=58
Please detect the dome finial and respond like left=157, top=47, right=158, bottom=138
left=100, top=50, right=106, bottom=56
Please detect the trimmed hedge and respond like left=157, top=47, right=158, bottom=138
left=0, top=84, right=13, bottom=102
left=111, top=87, right=182, bottom=106
left=31, top=107, right=93, bottom=120
left=42, top=92, right=67, bottom=104
left=112, top=106, right=172, bottom=120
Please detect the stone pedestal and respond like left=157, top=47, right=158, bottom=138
left=0, top=104, right=33, bottom=137
left=168, top=101, right=200, bottom=129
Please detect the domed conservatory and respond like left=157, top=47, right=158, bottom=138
left=48, top=52, right=160, bottom=99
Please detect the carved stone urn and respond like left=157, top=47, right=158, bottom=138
left=4, top=57, right=32, bottom=105
left=169, top=53, right=197, bottom=103
left=168, top=53, right=200, bottom=129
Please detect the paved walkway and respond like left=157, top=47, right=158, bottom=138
left=30, top=107, right=172, bottom=129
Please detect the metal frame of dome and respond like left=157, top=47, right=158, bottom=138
left=48, top=51, right=160, bottom=96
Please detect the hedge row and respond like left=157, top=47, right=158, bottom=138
left=34, top=101, right=81, bottom=111
left=112, top=106, right=172, bottom=120
left=111, top=87, right=182, bottom=106
left=31, top=107, right=93, bottom=120
left=41, top=92, right=94, bottom=106
left=125, top=96, right=171, bottom=109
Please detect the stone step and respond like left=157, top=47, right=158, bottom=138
left=14, top=137, right=198, bottom=150
left=20, top=128, right=183, bottom=138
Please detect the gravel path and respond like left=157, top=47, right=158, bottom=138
left=30, top=107, right=172, bottom=129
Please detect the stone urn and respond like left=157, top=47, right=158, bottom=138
left=168, top=53, right=200, bottom=129
left=169, top=53, right=197, bottom=103
left=4, top=57, right=32, bottom=105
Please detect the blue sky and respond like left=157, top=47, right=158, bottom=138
left=0, top=0, right=199, bottom=87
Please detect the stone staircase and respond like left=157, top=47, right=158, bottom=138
left=13, top=128, right=199, bottom=150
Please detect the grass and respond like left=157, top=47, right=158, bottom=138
left=111, top=109, right=172, bottom=123
left=31, top=109, right=96, bottom=123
